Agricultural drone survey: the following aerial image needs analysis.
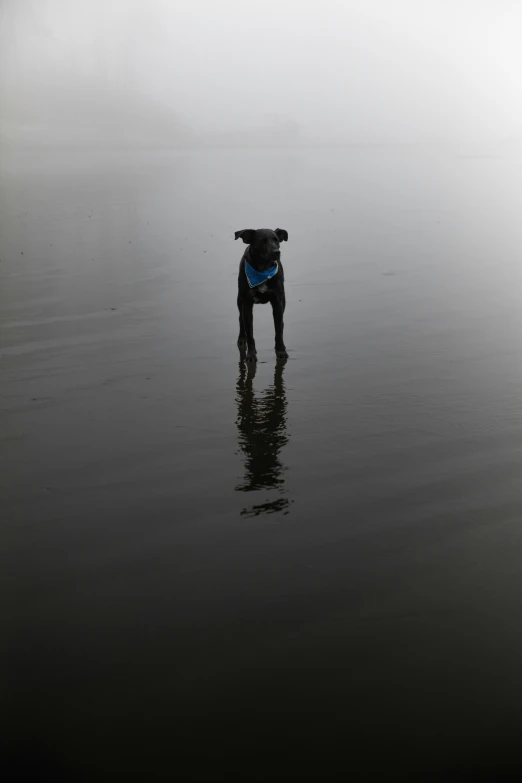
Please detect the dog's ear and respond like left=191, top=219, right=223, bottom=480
left=274, top=228, right=288, bottom=242
left=234, top=229, right=256, bottom=244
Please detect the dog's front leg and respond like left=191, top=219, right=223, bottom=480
left=237, top=294, right=247, bottom=352
left=271, top=298, right=288, bottom=359
left=241, top=302, right=257, bottom=362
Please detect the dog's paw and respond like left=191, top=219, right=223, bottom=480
left=275, top=347, right=289, bottom=360
left=246, top=351, right=257, bottom=363
left=237, top=337, right=248, bottom=350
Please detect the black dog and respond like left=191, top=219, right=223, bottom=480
left=235, top=228, right=289, bottom=362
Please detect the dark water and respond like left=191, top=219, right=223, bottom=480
left=2, top=146, right=522, bottom=778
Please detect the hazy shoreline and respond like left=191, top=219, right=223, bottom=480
left=1, top=138, right=517, bottom=156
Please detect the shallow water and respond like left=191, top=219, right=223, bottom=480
left=3, top=146, right=522, bottom=777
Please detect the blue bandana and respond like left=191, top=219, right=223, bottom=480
left=244, top=259, right=278, bottom=288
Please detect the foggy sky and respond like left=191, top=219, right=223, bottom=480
left=1, top=0, right=521, bottom=144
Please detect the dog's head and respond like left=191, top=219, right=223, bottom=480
left=235, top=228, right=288, bottom=265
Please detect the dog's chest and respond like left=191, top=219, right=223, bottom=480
left=252, top=282, right=268, bottom=302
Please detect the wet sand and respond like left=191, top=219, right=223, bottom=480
left=3, top=146, right=522, bottom=778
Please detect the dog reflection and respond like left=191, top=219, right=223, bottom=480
left=235, top=360, right=291, bottom=517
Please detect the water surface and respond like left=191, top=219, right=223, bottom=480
left=2, top=146, right=522, bottom=778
